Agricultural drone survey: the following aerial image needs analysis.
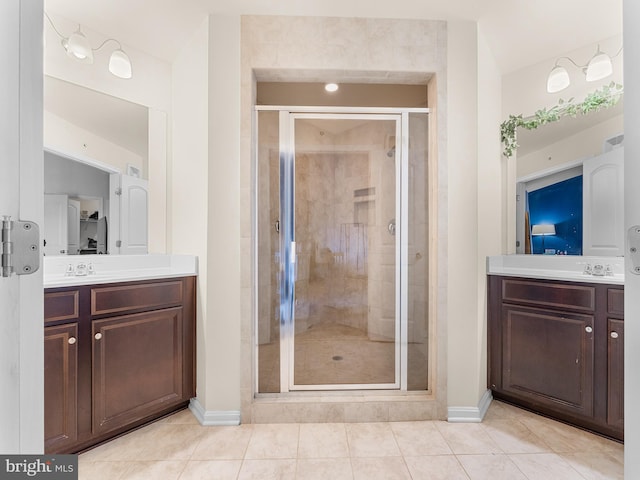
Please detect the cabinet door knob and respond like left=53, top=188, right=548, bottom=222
left=611, top=331, right=619, bottom=339
left=585, top=326, right=593, bottom=333
left=68, top=337, right=76, bottom=345
left=94, top=332, right=103, bottom=340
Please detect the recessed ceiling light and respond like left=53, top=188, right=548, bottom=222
left=324, top=83, right=339, bottom=93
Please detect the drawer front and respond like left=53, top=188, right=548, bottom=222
left=44, top=290, right=80, bottom=323
left=91, top=280, right=183, bottom=316
left=607, top=288, right=624, bottom=316
left=502, top=279, right=595, bottom=312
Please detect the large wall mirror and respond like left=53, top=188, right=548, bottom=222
left=514, top=98, right=624, bottom=256
left=43, top=76, right=150, bottom=255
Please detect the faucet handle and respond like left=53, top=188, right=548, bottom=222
left=583, top=263, right=593, bottom=275
left=605, top=264, right=613, bottom=276
left=75, top=262, right=88, bottom=276
left=65, top=264, right=75, bottom=276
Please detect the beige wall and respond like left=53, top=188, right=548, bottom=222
left=476, top=25, right=504, bottom=400
left=171, top=15, right=243, bottom=418
left=446, top=21, right=484, bottom=408
left=171, top=17, right=212, bottom=410
left=206, top=15, right=242, bottom=412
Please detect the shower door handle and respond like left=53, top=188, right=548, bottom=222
left=388, top=219, right=396, bottom=236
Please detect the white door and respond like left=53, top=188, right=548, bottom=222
left=583, top=148, right=624, bottom=256
left=0, top=0, right=44, bottom=453
left=67, top=199, right=80, bottom=254
left=43, top=194, right=68, bottom=255
left=625, top=4, right=640, bottom=477
left=120, top=174, right=149, bottom=254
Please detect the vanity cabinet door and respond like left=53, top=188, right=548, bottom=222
left=44, top=323, right=78, bottom=453
left=607, top=318, right=624, bottom=431
left=91, top=307, right=185, bottom=436
left=501, top=305, right=595, bottom=418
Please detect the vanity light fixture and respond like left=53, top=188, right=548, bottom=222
left=45, top=12, right=133, bottom=79
left=324, top=83, right=339, bottom=93
left=546, top=45, right=621, bottom=93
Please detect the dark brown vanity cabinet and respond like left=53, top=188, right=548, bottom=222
left=488, top=276, right=623, bottom=441
left=44, top=277, right=196, bottom=454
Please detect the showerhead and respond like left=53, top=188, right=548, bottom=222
left=386, top=146, right=396, bottom=158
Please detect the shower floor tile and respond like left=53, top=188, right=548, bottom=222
left=258, top=321, right=428, bottom=391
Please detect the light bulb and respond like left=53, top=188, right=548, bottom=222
left=109, top=49, right=132, bottom=79
left=546, top=65, right=570, bottom=93
left=66, top=26, right=93, bottom=63
left=585, top=51, right=613, bottom=82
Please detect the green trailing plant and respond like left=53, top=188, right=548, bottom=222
left=500, top=82, right=624, bottom=158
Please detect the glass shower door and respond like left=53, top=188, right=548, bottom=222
left=286, top=114, right=401, bottom=390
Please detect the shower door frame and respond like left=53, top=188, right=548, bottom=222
left=255, top=106, right=430, bottom=393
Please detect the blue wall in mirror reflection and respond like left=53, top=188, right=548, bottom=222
left=527, top=175, right=583, bottom=255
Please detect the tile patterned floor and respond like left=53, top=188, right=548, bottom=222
left=79, top=400, right=623, bottom=479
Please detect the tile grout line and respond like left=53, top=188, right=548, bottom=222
left=294, top=423, right=301, bottom=479
left=236, top=423, right=257, bottom=480
left=450, top=455, right=472, bottom=480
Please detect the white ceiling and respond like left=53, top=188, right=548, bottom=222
left=45, top=0, right=622, bottom=74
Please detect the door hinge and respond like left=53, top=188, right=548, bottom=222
left=116, top=240, right=122, bottom=247
left=1, top=216, right=40, bottom=277
left=115, top=187, right=122, bottom=196
left=628, top=226, right=640, bottom=275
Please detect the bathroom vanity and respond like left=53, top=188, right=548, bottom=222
left=43, top=255, right=197, bottom=454
left=487, top=255, right=624, bottom=441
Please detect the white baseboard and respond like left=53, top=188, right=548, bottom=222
left=189, top=398, right=241, bottom=426
left=447, top=389, right=493, bottom=423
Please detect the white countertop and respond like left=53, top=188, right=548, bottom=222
left=487, top=255, right=624, bottom=285
left=44, top=254, right=198, bottom=288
